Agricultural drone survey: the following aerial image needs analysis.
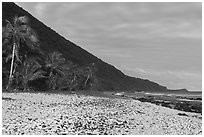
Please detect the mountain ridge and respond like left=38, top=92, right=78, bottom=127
left=2, top=2, right=181, bottom=92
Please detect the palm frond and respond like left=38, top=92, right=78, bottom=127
left=5, top=54, right=12, bottom=62
left=14, top=48, right=22, bottom=63
left=55, top=68, right=65, bottom=77
left=18, top=16, right=29, bottom=24
left=5, top=19, right=13, bottom=30
left=20, top=29, right=39, bottom=50
left=2, top=27, right=12, bottom=43
left=29, top=70, right=46, bottom=81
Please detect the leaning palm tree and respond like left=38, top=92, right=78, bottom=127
left=45, top=51, right=66, bottom=90
left=17, top=58, right=46, bottom=91
left=83, top=66, right=92, bottom=89
left=2, top=16, right=39, bottom=90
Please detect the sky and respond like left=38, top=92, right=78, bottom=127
left=16, top=2, right=202, bottom=91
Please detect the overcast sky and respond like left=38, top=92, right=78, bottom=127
left=16, top=2, right=202, bottom=91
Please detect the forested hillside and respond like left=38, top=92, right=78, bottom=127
left=2, top=2, right=168, bottom=92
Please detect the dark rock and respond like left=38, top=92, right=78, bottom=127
left=2, top=97, right=15, bottom=101
left=178, top=113, right=188, bottom=117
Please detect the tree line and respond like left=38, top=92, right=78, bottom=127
left=2, top=16, right=98, bottom=92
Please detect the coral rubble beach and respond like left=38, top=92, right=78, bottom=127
left=2, top=92, right=202, bottom=135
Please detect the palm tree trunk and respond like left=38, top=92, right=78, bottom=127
left=6, top=43, right=16, bottom=90
left=70, top=74, right=76, bottom=91
left=52, top=77, right=56, bottom=90
left=84, top=75, right=89, bottom=89
left=23, top=80, right=28, bottom=92
left=49, top=71, right=53, bottom=89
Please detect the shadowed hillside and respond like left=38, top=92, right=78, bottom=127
left=2, top=2, right=169, bottom=92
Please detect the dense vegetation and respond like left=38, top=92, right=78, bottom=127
left=2, top=2, right=169, bottom=92
left=2, top=16, right=97, bottom=92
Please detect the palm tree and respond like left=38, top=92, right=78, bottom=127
left=45, top=51, right=66, bottom=90
left=17, top=58, right=46, bottom=91
left=2, top=16, right=39, bottom=90
left=68, top=66, right=84, bottom=91
left=84, top=63, right=98, bottom=91
left=83, top=67, right=92, bottom=89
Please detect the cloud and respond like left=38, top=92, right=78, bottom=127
left=34, top=3, right=46, bottom=18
